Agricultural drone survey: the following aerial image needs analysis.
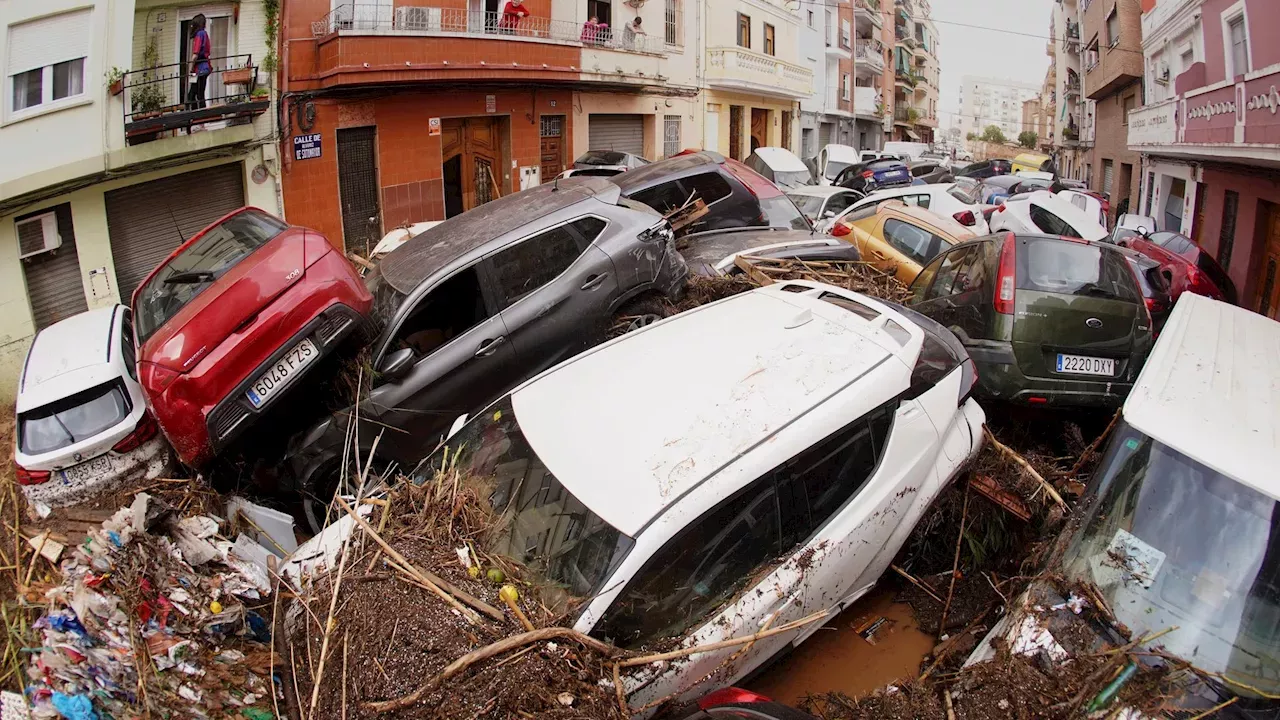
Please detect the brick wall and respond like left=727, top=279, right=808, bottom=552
left=1090, top=82, right=1141, bottom=214
left=1082, top=0, right=1142, bottom=99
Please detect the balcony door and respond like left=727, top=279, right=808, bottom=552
left=178, top=11, right=231, bottom=107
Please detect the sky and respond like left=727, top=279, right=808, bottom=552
left=931, top=0, right=1055, bottom=131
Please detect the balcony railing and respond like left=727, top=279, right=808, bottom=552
left=855, top=0, right=883, bottom=26
left=856, top=38, right=885, bottom=69
left=707, top=47, right=813, bottom=98
left=313, top=4, right=666, bottom=54
left=1064, top=77, right=1081, bottom=96
left=120, top=55, right=267, bottom=145
left=854, top=85, right=881, bottom=116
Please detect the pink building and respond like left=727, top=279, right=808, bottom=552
left=1129, top=0, right=1280, bottom=318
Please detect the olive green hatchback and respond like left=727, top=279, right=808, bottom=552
left=907, top=232, right=1154, bottom=408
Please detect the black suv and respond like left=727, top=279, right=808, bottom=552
left=611, top=151, right=811, bottom=235
left=956, top=158, right=1012, bottom=179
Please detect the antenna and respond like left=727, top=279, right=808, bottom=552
left=553, top=173, right=560, bottom=192
left=164, top=201, right=187, bottom=243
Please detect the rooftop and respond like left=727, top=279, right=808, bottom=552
left=510, top=285, right=910, bottom=536
left=1123, top=293, right=1280, bottom=499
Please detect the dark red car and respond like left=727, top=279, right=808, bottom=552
left=1116, top=235, right=1230, bottom=303
left=678, top=688, right=818, bottom=719
left=131, top=208, right=372, bottom=467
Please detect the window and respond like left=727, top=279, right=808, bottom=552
left=1122, top=95, right=1134, bottom=125
left=665, top=0, right=680, bottom=45
left=899, top=193, right=932, bottom=209
left=389, top=267, right=491, bottom=358
left=840, top=19, right=851, bottom=49
left=682, top=172, right=734, bottom=206
left=820, top=292, right=880, bottom=320
left=1102, top=160, right=1115, bottom=196
left=6, top=9, right=91, bottom=117
left=489, top=221, right=588, bottom=308
left=1030, top=204, right=1082, bottom=238
left=1106, top=9, right=1120, bottom=48
left=1017, top=239, right=1139, bottom=303
left=18, top=381, right=131, bottom=456
left=842, top=74, right=851, bottom=101
left=764, top=23, right=776, bottom=56
left=120, top=312, right=138, bottom=381
left=1219, top=190, right=1239, bottom=271
left=822, top=192, right=856, bottom=219
left=588, top=0, right=612, bottom=30
left=883, top=218, right=943, bottom=264
left=925, top=246, right=976, bottom=301
left=593, top=405, right=894, bottom=649
left=663, top=115, right=682, bottom=158
left=737, top=13, right=751, bottom=49
left=1228, top=16, right=1249, bottom=78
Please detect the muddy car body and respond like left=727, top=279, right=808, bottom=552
left=288, top=177, right=686, bottom=530
left=431, top=282, right=986, bottom=715
left=679, top=228, right=861, bottom=277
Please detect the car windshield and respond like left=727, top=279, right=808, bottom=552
left=1059, top=422, right=1280, bottom=698
left=20, top=381, right=130, bottom=455
left=578, top=150, right=629, bottom=166
left=788, top=193, right=827, bottom=218
left=760, top=195, right=814, bottom=230
left=824, top=161, right=853, bottom=180
left=427, top=397, right=635, bottom=610
left=133, top=209, right=287, bottom=342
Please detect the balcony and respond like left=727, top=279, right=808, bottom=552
left=854, top=85, right=882, bottom=119
left=894, top=105, right=923, bottom=125
left=706, top=47, right=813, bottom=99
left=855, top=0, right=883, bottom=28
left=1063, top=21, right=1081, bottom=49
left=120, top=55, right=268, bottom=147
left=894, top=67, right=919, bottom=90
left=855, top=38, right=886, bottom=73
left=824, top=86, right=853, bottom=115
left=1064, top=76, right=1081, bottom=97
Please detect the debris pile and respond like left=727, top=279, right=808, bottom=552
left=21, top=492, right=280, bottom=720
left=732, top=256, right=912, bottom=302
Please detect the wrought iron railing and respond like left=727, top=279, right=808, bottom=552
left=313, top=4, right=666, bottom=54
left=120, top=54, right=262, bottom=136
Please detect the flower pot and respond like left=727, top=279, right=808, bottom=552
left=223, top=67, right=253, bottom=85
left=109, top=79, right=124, bottom=96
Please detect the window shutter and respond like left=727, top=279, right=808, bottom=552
left=7, top=9, right=92, bottom=75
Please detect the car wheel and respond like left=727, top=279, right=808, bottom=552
left=613, top=296, right=672, bottom=336
left=300, top=455, right=389, bottom=534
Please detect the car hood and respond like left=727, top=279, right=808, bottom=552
left=140, top=229, right=308, bottom=374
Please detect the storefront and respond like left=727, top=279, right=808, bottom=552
left=704, top=90, right=799, bottom=160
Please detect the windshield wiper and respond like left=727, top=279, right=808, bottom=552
left=164, top=270, right=216, bottom=285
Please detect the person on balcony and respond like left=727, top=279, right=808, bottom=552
left=623, top=16, right=646, bottom=48
left=498, top=0, right=529, bottom=34
left=187, top=14, right=212, bottom=111
left=581, top=16, right=603, bottom=45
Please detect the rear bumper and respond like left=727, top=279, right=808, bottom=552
left=969, top=342, right=1131, bottom=409
left=21, top=435, right=171, bottom=508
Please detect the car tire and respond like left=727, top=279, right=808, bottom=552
left=613, top=296, right=672, bottom=336
left=300, top=454, right=389, bottom=534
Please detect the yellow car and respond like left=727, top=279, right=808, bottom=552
left=831, top=200, right=977, bottom=284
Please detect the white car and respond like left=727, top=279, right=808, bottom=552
left=13, top=306, right=170, bottom=507
left=785, top=186, right=863, bottom=226
left=434, top=282, right=986, bottom=712
left=990, top=190, right=1108, bottom=241
left=813, top=143, right=862, bottom=186
left=828, top=183, right=994, bottom=235
left=1057, top=190, right=1111, bottom=232
left=369, top=221, right=443, bottom=262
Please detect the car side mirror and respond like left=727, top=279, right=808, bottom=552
left=378, top=348, right=415, bottom=382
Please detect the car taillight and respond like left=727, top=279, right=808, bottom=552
left=959, top=357, right=978, bottom=403
left=831, top=222, right=852, bottom=237
left=140, top=362, right=182, bottom=394
left=953, top=210, right=976, bottom=226
left=113, top=411, right=159, bottom=454
left=994, top=233, right=1017, bottom=315
left=698, top=688, right=772, bottom=709
left=15, top=463, right=50, bottom=486
left=861, top=170, right=875, bottom=179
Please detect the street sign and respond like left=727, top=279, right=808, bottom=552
left=293, top=133, right=322, bottom=160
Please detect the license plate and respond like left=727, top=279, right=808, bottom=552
left=60, top=455, right=112, bottom=484
left=245, top=338, right=319, bottom=408
left=882, top=170, right=907, bottom=179
left=1056, top=354, right=1115, bottom=376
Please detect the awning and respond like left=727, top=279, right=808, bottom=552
left=904, top=129, right=920, bottom=140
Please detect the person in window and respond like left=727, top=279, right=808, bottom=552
left=623, top=16, right=646, bottom=47
left=498, top=0, right=529, bottom=34
left=581, top=15, right=604, bottom=45
left=187, top=14, right=212, bottom=111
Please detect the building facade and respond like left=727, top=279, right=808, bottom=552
left=1049, top=0, right=1096, bottom=183
left=1129, top=0, right=1280, bottom=318
left=0, top=0, right=281, bottom=401
left=958, top=75, right=1041, bottom=142
left=890, top=0, right=938, bottom=142
left=1082, top=0, right=1143, bottom=218
left=797, top=0, right=855, bottom=156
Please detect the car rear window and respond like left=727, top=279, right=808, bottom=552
left=1029, top=204, right=1083, bottom=238
left=759, top=196, right=813, bottom=230
left=1017, top=239, right=1139, bottom=303
left=578, top=150, right=629, bottom=165
left=724, top=159, right=783, bottom=198
left=134, top=209, right=287, bottom=342
left=947, top=182, right=980, bottom=205
left=788, top=193, right=826, bottom=217
left=20, top=381, right=130, bottom=455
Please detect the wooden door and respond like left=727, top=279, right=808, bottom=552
left=1255, top=203, right=1280, bottom=319
left=729, top=106, right=743, bottom=160
left=539, top=115, right=565, bottom=182
left=441, top=117, right=504, bottom=217
left=750, top=108, right=768, bottom=152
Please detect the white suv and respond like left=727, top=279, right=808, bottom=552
left=434, top=281, right=986, bottom=712
left=13, top=306, right=170, bottom=507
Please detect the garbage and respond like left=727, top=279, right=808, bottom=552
left=227, top=496, right=298, bottom=556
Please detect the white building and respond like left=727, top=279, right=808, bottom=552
left=957, top=75, right=1041, bottom=140
left=1050, top=0, right=1096, bottom=182
left=796, top=0, right=889, bottom=157
left=0, top=0, right=282, bottom=401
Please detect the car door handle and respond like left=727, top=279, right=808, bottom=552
left=474, top=336, right=506, bottom=357
left=581, top=273, right=609, bottom=291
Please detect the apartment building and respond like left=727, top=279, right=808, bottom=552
left=890, top=0, right=938, bottom=142
left=0, top=0, right=280, bottom=399
left=1082, top=0, right=1143, bottom=218
left=1050, top=0, right=1096, bottom=182
left=796, top=0, right=889, bottom=157
left=1128, top=0, right=1280, bottom=318
left=1022, top=97, right=1052, bottom=148
left=958, top=76, right=1041, bottom=141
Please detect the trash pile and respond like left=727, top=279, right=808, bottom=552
left=19, top=491, right=285, bottom=720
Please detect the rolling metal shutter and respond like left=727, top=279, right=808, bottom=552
left=20, top=204, right=87, bottom=330
left=1102, top=160, right=1114, bottom=197
left=105, top=162, right=245, bottom=302
left=588, top=114, right=645, bottom=156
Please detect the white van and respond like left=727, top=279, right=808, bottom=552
left=882, top=141, right=931, bottom=162
left=814, top=144, right=862, bottom=185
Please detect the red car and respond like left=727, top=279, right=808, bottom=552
left=131, top=208, right=372, bottom=467
left=1116, top=236, right=1229, bottom=302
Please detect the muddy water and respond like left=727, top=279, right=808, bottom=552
left=746, top=585, right=935, bottom=705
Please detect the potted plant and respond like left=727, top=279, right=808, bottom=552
left=223, top=63, right=254, bottom=86
left=250, top=86, right=269, bottom=101
left=105, top=67, right=126, bottom=96
left=131, top=83, right=165, bottom=120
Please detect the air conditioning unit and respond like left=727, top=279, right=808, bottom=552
left=395, top=6, right=440, bottom=31
left=16, top=213, right=61, bottom=260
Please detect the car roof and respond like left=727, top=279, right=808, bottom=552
left=1117, top=213, right=1156, bottom=231
left=876, top=202, right=976, bottom=241
left=18, top=306, right=123, bottom=412
left=1011, top=190, right=1109, bottom=241
left=786, top=185, right=851, bottom=198
left=822, top=144, right=860, bottom=161
left=610, top=151, right=724, bottom=193
left=751, top=147, right=808, bottom=171
left=378, top=177, right=622, bottom=294
left=509, top=283, right=918, bottom=536
left=1122, top=293, right=1280, bottom=498
left=983, top=175, right=1023, bottom=189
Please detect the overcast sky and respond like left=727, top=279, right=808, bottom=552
left=932, top=0, right=1055, bottom=130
